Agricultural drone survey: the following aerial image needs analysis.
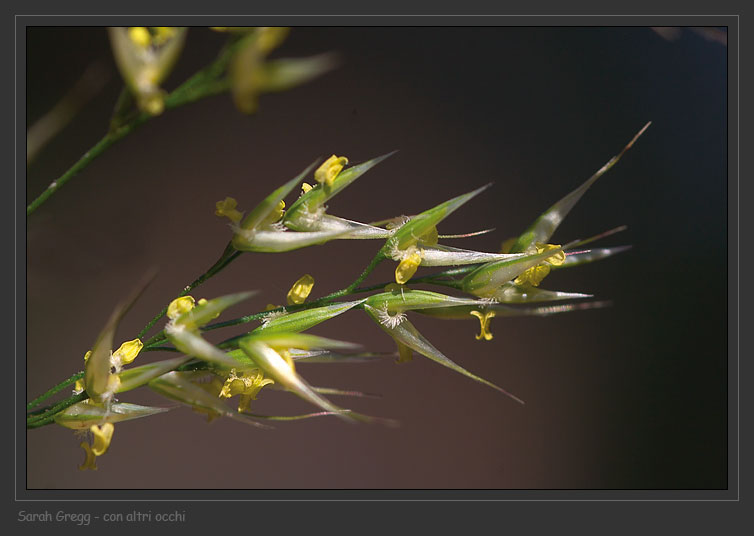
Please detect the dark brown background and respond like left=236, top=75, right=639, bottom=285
left=25, top=27, right=727, bottom=489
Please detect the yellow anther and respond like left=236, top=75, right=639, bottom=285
left=83, top=350, right=92, bottom=363
left=74, top=378, right=86, bottom=393
left=215, top=197, right=243, bottom=223
left=514, top=265, right=552, bottom=287
left=167, top=296, right=196, bottom=320
left=90, top=423, right=115, bottom=456
left=395, top=251, right=423, bottom=285
left=535, top=242, right=566, bottom=266
left=499, top=237, right=516, bottom=254
left=514, top=243, right=565, bottom=287
left=301, top=182, right=313, bottom=194
left=79, top=442, right=98, bottom=471
left=127, top=26, right=151, bottom=48
left=286, top=274, right=315, bottom=305
left=470, top=310, right=496, bottom=341
left=197, top=298, right=208, bottom=306
left=112, top=339, right=143, bottom=366
left=417, top=225, right=439, bottom=246
left=219, top=369, right=274, bottom=413
left=260, top=200, right=285, bottom=227
left=396, top=342, right=413, bottom=363
left=314, top=155, right=348, bottom=187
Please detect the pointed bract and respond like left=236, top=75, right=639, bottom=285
left=284, top=152, right=396, bottom=227
left=254, top=300, right=366, bottom=334
left=239, top=162, right=317, bottom=231
left=415, top=300, right=611, bottom=320
left=85, top=272, right=155, bottom=400
left=383, top=184, right=491, bottom=254
left=290, top=214, right=393, bottom=239
left=165, top=325, right=249, bottom=370
left=233, top=227, right=354, bottom=252
left=55, top=401, right=172, bottom=430
left=461, top=243, right=571, bottom=298
left=364, top=289, right=485, bottom=313
left=363, top=304, right=524, bottom=404
left=490, top=282, right=593, bottom=303
left=510, top=123, right=650, bottom=253
left=420, top=244, right=525, bottom=267
left=116, top=355, right=193, bottom=393
left=238, top=338, right=360, bottom=422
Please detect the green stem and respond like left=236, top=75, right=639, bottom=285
left=137, top=243, right=241, bottom=340
left=26, top=371, right=84, bottom=411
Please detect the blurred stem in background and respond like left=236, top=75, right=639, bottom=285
left=26, top=60, right=113, bottom=165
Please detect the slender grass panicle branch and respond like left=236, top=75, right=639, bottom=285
left=26, top=26, right=650, bottom=472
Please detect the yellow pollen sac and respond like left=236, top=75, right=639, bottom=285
left=74, top=378, right=86, bottom=393
left=314, top=155, right=348, bottom=187
left=286, top=274, right=315, bottom=305
left=90, top=423, right=115, bottom=457
left=79, top=442, right=98, bottom=471
left=535, top=242, right=566, bottom=266
left=395, top=251, right=423, bottom=285
left=514, top=264, right=552, bottom=287
left=112, top=339, right=143, bottom=366
left=514, top=243, right=566, bottom=287
left=219, top=369, right=274, bottom=412
left=215, top=197, right=244, bottom=223
left=260, top=200, right=285, bottom=227
left=83, top=350, right=92, bottom=363
left=470, top=310, right=496, bottom=341
left=301, top=182, right=313, bottom=194
left=167, top=296, right=196, bottom=320
left=127, top=26, right=151, bottom=48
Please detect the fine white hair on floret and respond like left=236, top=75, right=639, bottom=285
left=293, top=204, right=327, bottom=229
left=388, top=242, right=422, bottom=262
left=260, top=309, right=286, bottom=327
left=231, top=224, right=256, bottom=243
left=375, top=302, right=407, bottom=329
left=265, top=221, right=287, bottom=232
